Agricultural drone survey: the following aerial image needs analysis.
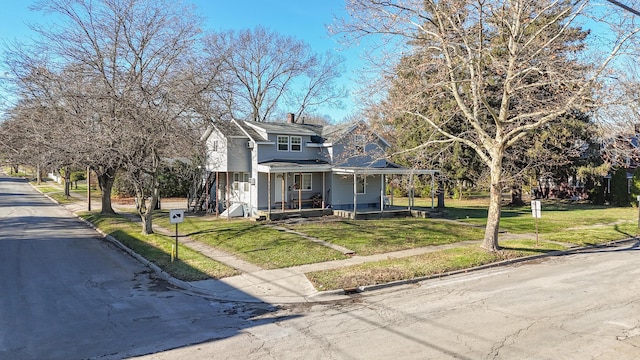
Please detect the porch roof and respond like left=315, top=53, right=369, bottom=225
left=257, top=161, right=438, bottom=176
left=257, top=159, right=333, bottom=173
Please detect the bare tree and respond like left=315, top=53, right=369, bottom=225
left=203, top=25, right=346, bottom=122
left=3, top=0, right=211, bottom=233
left=336, top=0, right=640, bottom=251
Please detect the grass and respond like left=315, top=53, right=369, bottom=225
left=307, top=240, right=568, bottom=291
left=79, top=212, right=238, bottom=281
left=287, top=218, right=485, bottom=255
left=153, top=213, right=348, bottom=269
left=31, top=181, right=78, bottom=204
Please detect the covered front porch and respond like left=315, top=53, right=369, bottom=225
left=256, top=161, right=333, bottom=217
left=256, top=163, right=440, bottom=221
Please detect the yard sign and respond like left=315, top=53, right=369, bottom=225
left=531, top=200, right=541, bottom=246
left=169, top=209, right=184, bottom=261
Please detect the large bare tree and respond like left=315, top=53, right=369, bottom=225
left=203, top=25, right=346, bottom=122
left=336, top=0, right=640, bottom=251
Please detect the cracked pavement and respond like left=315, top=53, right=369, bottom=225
left=137, top=245, right=640, bottom=359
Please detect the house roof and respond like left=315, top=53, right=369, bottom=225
left=322, top=120, right=391, bottom=147
left=204, top=118, right=390, bottom=147
left=235, top=120, right=268, bottom=142
left=245, top=121, right=322, bottom=137
left=204, top=121, right=248, bottom=139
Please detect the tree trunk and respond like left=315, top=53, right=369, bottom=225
left=141, top=210, right=154, bottom=235
left=138, top=156, right=161, bottom=235
left=510, top=184, right=524, bottom=206
left=481, top=157, right=503, bottom=252
left=97, top=167, right=117, bottom=214
left=63, top=167, right=71, bottom=197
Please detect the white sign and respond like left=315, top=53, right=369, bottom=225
left=169, top=209, right=185, bottom=224
left=531, top=200, right=541, bottom=219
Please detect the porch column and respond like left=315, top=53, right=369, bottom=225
left=226, top=172, right=230, bottom=220
left=431, top=172, right=435, bottom=209
left=268, top=172, right=272, bottom=217
left=215, top=172, right=219, bottom=217
left=281, top=173, right=285, bottom=211
left=353, top=173, right=357, bottom=218
left=408, top=173, right=413, bottom=211
left=205, top=171, right=210, bottom=213
left=380, top=174, right=384, bottom=212
left=391, top=175, right=394, bottom=206
left=298, top=172, right=302, bottom=210
left=322, top=172, right=326, bottom=209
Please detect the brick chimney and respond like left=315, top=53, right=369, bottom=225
left=287, top=113, right=295, bottom=124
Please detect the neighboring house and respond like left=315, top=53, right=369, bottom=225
left=200, top=114, right=437, bottom=218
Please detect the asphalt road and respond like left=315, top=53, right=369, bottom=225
left=5, top=172, right=640, bottom=359
left=135, top=237, right=640, bottom=356
left=0, top=174, right=282, bottom=359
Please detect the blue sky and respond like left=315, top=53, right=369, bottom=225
left=0, top=0, right=361, bottom=121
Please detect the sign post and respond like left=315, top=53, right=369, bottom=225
left=531, top=200, right=541, bottom=247
left=169, top=209, right=184, bottom=261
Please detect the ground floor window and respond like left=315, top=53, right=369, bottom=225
left=294, top=173, right=312, bottom=191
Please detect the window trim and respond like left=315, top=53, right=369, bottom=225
left=277, top=135, right=289, bottom=151
left=243, top=173, right=250, bottom=192
left=290, top=136, right=302, bottom=152
left=294, top=173, right=312, bottom=191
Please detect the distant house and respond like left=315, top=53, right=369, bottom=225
left=198, top=114, right=438, bottom=219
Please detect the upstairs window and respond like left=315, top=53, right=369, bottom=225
left=291, top=136, right=302, bottom=151
left=277, top=135, right=289, bottom=151
left=212, top=140, right=218, bottom=152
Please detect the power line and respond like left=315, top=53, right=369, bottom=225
left=606, top=0, right=640, bottom=17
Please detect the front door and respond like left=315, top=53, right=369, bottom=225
left=274, top=174, right=285, bottom=204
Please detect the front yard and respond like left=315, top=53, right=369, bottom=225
left=28, top=176, right=640, bottom=290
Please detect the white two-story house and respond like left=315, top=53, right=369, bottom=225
left=201, top=114, right=437, bottom=219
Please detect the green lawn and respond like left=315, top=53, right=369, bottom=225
left=286, top=218, right=486, bottom=255
left=80, top=212, right=238, bottom=280
left=153, top=213, right=348, bottom=269
left=307, top=240, right=568, bottom=291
